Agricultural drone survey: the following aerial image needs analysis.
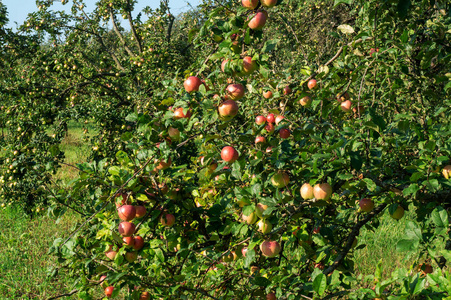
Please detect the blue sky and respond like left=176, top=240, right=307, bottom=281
left=2, top=0, right=201, bottom=28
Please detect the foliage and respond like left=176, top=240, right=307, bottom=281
left=1, top=0, right=451, bottom=299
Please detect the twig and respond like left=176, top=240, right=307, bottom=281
left=109, top=9, right=136, bottom=57
left=47, top=289, right=78, bottom=300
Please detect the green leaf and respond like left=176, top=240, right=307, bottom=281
left=396, top=239, right=419, bottom=252
left=431, top=206, right=448, bottom=230
left=244, top=248, right=256, bottom=268
left=403, top=183, right=420, bottom=197
left=313, top=273, right=327, bottom=296
left=262, top=39, right=279, bottom=53
left=155, top=248, right=165, bottom=262
left=334, top=0, right=353, bottom=6
left=362, top=178, right=377, bottom=191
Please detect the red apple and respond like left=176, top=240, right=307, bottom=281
left=125, top=251, right=138, bottom=263
left=242, top=56, right=257, bottom=74
left=266, top=113, right=275, bottom=123
left=173, top=107, right=192, bottom=119
left=226, top=83, right=245, bottom=100
left=133, top=236, right=145, bottom=250
left=283, top=86, right=292, bottom=95
left=118, top=222, right=136, bottom=237
left=218, top=100, right=239, bottom=121
left=300, top=183, right=314, bottom=200
left=105, top=245, right=117, bottom=260
left=266, top=292, right=277, bottom=300
left=313, top=183, right=332, bottom=201
left=275, top=115, right=284, bottom=125
left=271, top=171, right=289, bottom=188
left=221, top=146, right=239, bottom=163
left=221, top=59, right=229, bottom=72
left=369, top=48, right=379, bottom=57
left=299, top=96, right=312, bottom=107
left=260, top=240, right=281, bottom=257
left=248, top=11, right=268, bottom=30
left=261, top=0, right=277, bottom=7
left=135, top=206, right=146, bottom=218
left=359, top=198, right=374, bottom=212
left=264, top=123, right=275, bottom=134
left=139, top=292, right=151, bottom=300
left=160, top=213, right=175, bottom=227
left=255, top=136, right=266, bottom=144
left=307, top=79, right=317, bottom=90
left=242, top=0, right=258, bottom=9
left=340, top=100, right=352, bottom=112
left=105, top=286, right=114, bottom=298
left=184, top=76, right=202, bottom=93
left=118, top=205, right=136, bottom=221
left=123, top=236, right=135, bottom=247
left=255, top=115, right=266, bottom=125
left=279, top=128, right=290, bottom=139
left=155, top=157, right=172, bottom=170
left=263, top=90, right=273, bottom=99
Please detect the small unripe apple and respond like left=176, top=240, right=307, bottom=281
left=255, top=203, right=269, bottom=219
left=242, top=212, right=257, bottom=224
left=257, top=219, right=272, bottom=234
left=261, top=0, right=277, bottom=7
left=313, top=183, right=332, bottom=201
left=442, top=165, right=451, bottom=179
left=299, top=96, right=312, bottom=107
left=168, top=127, right=180, bottom=140
left=300, top=183, right=314, bottom=200
left=125, top=251, right=138, bottom=263
left=307, top=79, right=317, bottom=90
left=242, top=56, right=257, bottom=74
left=390, top=205, right=405, bottom=220
left=271, top=171, right=289, bottom=188
left=359, top=198, right=374, bottom=212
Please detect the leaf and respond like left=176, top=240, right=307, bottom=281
left=334, top=0, right=353, bottom=6
left=313, top=273, right=327, bottom=296
left=350, top=151, right=363, bottom=171
left=262, top=39, right=279, bottom=53
left=362, top=178, right=377, bottom=191
left=252, top=276, right=270, bottom=287
left=154, top=248, right=165, bottom=262
left=431, top=206, right=449, bottom=230
left=396, top=239, right=419, bottom=252
left=244, top=248, right=255, bottom=268
left=402, top=183, right=420, bottom=197
left=337, top=24, right=354, bottom=34
left=397, top=0, right=411, bottom=19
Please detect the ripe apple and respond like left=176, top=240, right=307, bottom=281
left=261, top=0, right=277, bottom=7
left=275, top=115, right=284, bottom=125
left=262, top=292, right=277, bottom=300
left=242, top=0, right=258, bottom=9
left=283, top=86, right=291, bottom=95
left=173, top=107, right=192, bottom=119
left=255, top=203, right=269, bottom=218
left=255, top=115, right=266, bottom=125
left=135, top=205, right=146, bottom=218
left=352, top=105, right=365, bottom=115
left=125, top=251, right=138, bottom=263
left=300, top=183, right=314, bottom=200
left=221, top=146, right=239, bottom=163
left=105, top=286, right=114, bottom=298
left=248, top=11, right=268, bottom=30
left=263, top=90, right=273, bottom=99
left=133, top=236, right=144, bottom=250
left=336, top=92, right=350, bottom=102
left=271, top=171, right=289, bottom=188
left=359, top=198, right=374, bottom=212
left=184, top=76, right=202, bottom=93
left=218, top=100, right=239, bottom=122
left=118, top=222, right=136, bottom=237
left=307, top=79, right=317, bottom=90
left=123, top=236, right=135, bottom=247
left=299, top=96, right=312, bottom=107
left=442, top=165, right=451, bottom=179
left=160, top=213, right=175, bottom=227
left=279, top=128, right=290, bottom=139
left=264, top=123, right=275, bottom=134
left=260, top=240, right=281, bottom=257
left=226, top=83, right=245, bottom=100
left=139, top=292, right=151, bottom=300
left=255, top=136, right=266, bottom=144
left=390, top=205, right=405, bottom=220
left=105, top=246, right=117, bottom=260
left=340, top=100, right=352, bottom=112
left=266, top=113, right=275, bottom=123
left=369, top=48, right=379, bottom=57
left=168, top=127, right=180, bottom=141
left=242, top=56, right=257, bottom=74
left=242, top=211, right=258, bottom=224
left=257, top=219, right=273, bottom=234
left=155, top=157, right=172, bottom=170
left=313, top=183, right=332, bottom=201
left=118, top=205, right=136, bottom=221
left=221, top=59, right=229, bottom=73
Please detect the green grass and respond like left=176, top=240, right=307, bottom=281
left=0, top=206, right=80, bottom=299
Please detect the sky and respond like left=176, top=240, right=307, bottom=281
left=2, top=0, right=201, bottom=28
